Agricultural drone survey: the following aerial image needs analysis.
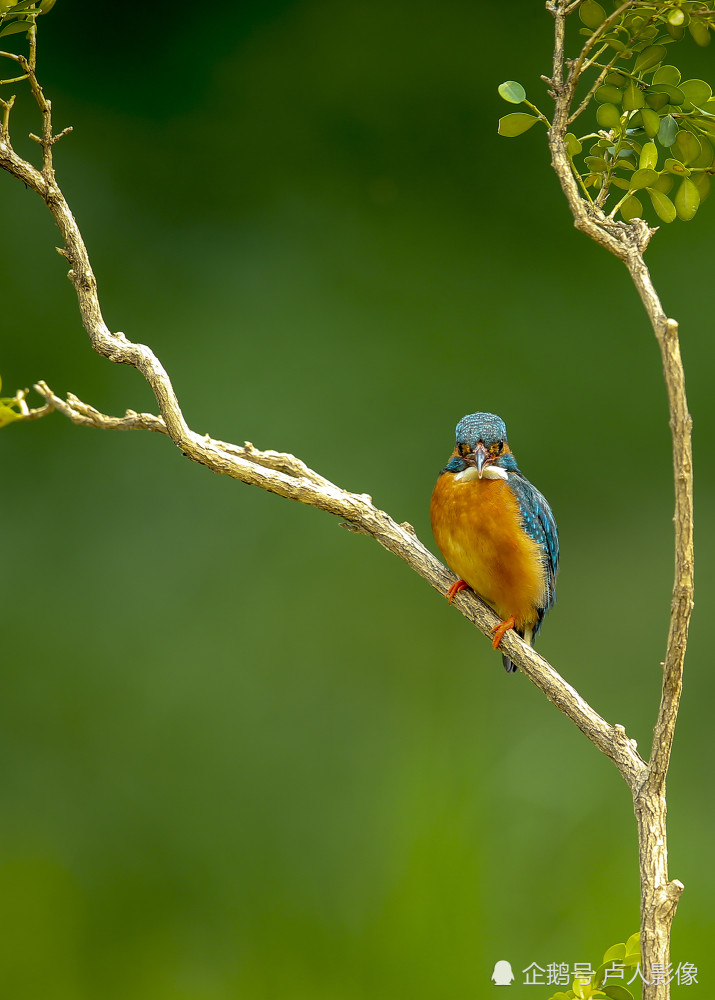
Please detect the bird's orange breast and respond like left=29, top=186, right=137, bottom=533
left=430, top=472, right=546, bottom=630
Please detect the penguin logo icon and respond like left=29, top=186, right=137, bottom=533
left=491, top=960, right=515, bottom=985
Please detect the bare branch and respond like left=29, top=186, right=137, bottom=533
left=14, top=379, right=648, bottom=787
left=0, top=1, right=655, bottom=793
left=32, top=380, right=167, bottom=432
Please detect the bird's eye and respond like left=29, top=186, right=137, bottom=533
left=458, top=442, right=468, bottom=457
left=497, top=440, right=504, bottom=452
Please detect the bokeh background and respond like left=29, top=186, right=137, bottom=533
left=1, top=2, right=713, bottom=997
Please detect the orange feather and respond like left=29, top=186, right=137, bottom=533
left=430, top=471, right=546, bottom=632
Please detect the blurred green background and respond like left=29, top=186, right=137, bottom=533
left=1, top=1, right=712, bottom=997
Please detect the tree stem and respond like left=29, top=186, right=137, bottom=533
left=547, top=3, right=694, bottom=996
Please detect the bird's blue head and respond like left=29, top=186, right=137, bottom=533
left=443, top=411, right=518, bottom=477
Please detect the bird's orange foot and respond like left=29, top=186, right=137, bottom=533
left=446, top=579, right=469, bottom=604
left=490, top=616, right=516, bottom=650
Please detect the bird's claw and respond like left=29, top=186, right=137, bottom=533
left=490, top=616, right=516, bottom=650
left=446, top=579, right=468, bottom=603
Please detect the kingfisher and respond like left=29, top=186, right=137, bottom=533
left=430, top=412, right=559, bottom=673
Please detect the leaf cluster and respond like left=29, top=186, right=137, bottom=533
left=547, top=932, right=641, bottom=1000
left=499, top=1, right=715, bottom=224
left=0, top=0, right=54, bottom=40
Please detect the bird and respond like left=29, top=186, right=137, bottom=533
left=430, top=411, right=559, bottom=673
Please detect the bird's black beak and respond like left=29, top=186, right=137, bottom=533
left=474, top=442, right=490, bottom=478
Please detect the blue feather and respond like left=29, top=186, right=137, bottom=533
left=506, top=471, right=559, bottom=631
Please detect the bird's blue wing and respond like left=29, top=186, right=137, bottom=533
left=507, top=473, right=559, bottom=627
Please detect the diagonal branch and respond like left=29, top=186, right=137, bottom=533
left=23, top=378, right=648, bottom=790
left=0, top=13, right=650, bottom=789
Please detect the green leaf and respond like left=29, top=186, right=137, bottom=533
left=674, top=176, right=700, bottom=219
left=644, top=90, right=669, bottom=111
left=663, top=156, right=690, bottom=176
left=0, top=401, right=22, bottom=428
left=647, top=187, right=677, bottom=222
left=633, top=44, right=667, bottom=73
left=605, top=72, right=628, bottom=87
left=585, top=155, right=608, bottom=171
left=640, top=108, right=661, bottom=138
left=657, top=114, right=678, bottom=146
left=693, top=116, right=715, bottom=135
left=602, top=943, right=626, bottom=965
left=639, top=141, right=658, bottom=169
left=652, top=64, right=681, bottom=86
left=0, top=17, right=32, bottom=35
left=595, top=84, right=625, bottom=104
left=597, top=103, right=622, bottom=129
left=37, top=0, right=55, bottom=11
left=624, top=932, right=640, bottom=958
left=498, top=112, right=538, bottom=136
left=637, top=26, right=659, bottom=44
left=666, top=22, right=685, bottom=40
left=565, top=132, right=582, bottom=156
left=689, top=19, right=710, bottom=46
left=572, top=980, right=590, bottom=1000
left=620, top=194, right=642, bottom=221
left=672, top=129, right=701, bottom=164
left=651, top=172, right=673, bottom=193
left=592, top=962, right=610, bottom=988
left=622, top=81, right=646, bottom=111
left=680, top=78, right=713, bottom=108
left=629, top=167, right=658, bottom=190
left=603, top=36, right=627, bottom=52
left=579, top=0, right=607, bottom=29
left=691, top=134, right=714, bottom=168
left=692, top=171, right=711, bottom=201
left=668, top=8, right=685, bottom=26
left=610, top=176, right=632, bottom=190
left=692, top=102, right=715, bottom=120
left=647, top=83, right=685, bottom=105
left=498, top=81, right=526, bottom=104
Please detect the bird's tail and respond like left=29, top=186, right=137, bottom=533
left=501, top=624, right=535, bottom=675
